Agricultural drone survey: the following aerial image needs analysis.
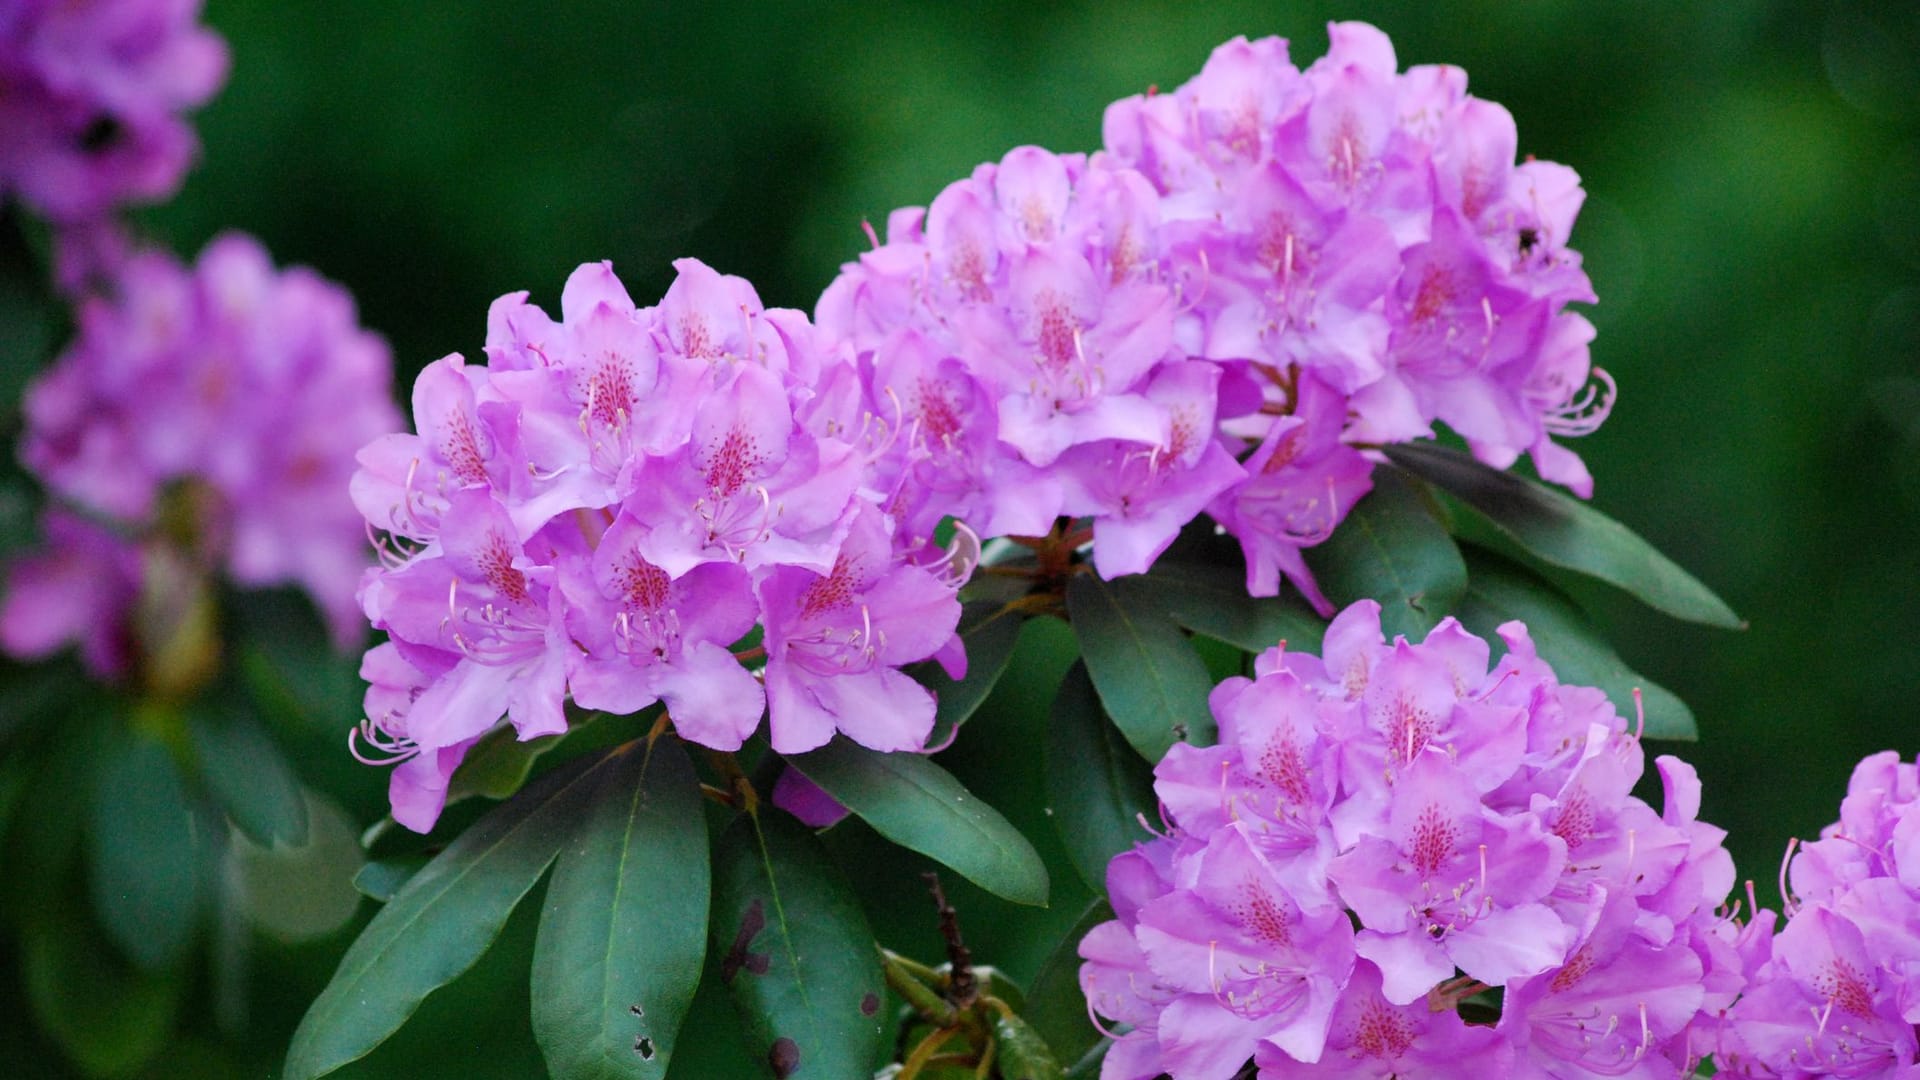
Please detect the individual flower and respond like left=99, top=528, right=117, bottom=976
left=1081, top=601, right=1741, bottom=1078
left=7, top=233, right=398, bottom=661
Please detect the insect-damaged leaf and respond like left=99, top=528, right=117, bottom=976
left=711, top=809, right=885, bottom=1080
left=532, top=736, right=708, bottom=1080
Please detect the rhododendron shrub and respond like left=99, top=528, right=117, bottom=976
left=4, top=13, right=1850, bottom=1080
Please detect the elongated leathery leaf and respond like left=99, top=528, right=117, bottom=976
left=908, top=599, right=1026, bottom=748
left=788, top=738, right=1048, bottom=907
left=532, top=736, right=708, bottom=1080
left=190, top=705, right=308, bottom=847
left=1456, top=548, right=1698, bottom=740
left=1133, top=559, right=1325, bottom=654
left=1065, top=571, right=1215, bottom=761
left=90, top=727, right=201, bottom=972
left=284, top=745, right=620, bottom=1080
left=1386, top=441, right=1743, bottom=629
left=1046, top=662, right=1156, bottom=895
left=1022, top=896, right=1113, bottom=1068
left=711, top=809, right=886, bottom=1079
left=1304, top=468, right=1467, bottom=643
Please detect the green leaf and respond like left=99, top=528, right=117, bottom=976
left=787, top=738, right=1048, bottom=907
left=90, top=728, right=202, bottom=972
left=710, top=809, right=886, bottom=1080
left=1385, top=442, right=1743, bottom=629
left=1133, top=560, right=1325, bottom=654
left=23, top=902, right=183, bottom=1078
left=532, top=736, right=709, bottom=1080
left=1065, top=571, right=1216, bottom=761
left=190, top=706, right=309, bottom=846
left=991, top=1010, right=1066, bottom=1080
left=1455, top=548, right=1699, bottom=740
left=354, top=855, right=431, bottom=904
left=284, top=745, right=625, bottom=1080
left=907, top=599, right=1026, bottom=747
left=1045, top=662, right=1156, bottom=895
left=1304, top=468, right=1467, bottom=642
left=1021, top=897, right=1113, bottom=1068
left=447, top=723, right=563, bottom=805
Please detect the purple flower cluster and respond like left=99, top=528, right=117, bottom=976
left=0, top=0, right=226, bottom=265
left=818, top=23, right=1608, bottom=609
left=1079, top=600, right=1743, bottom=1078
left=350, top=259, right=970, bottom=831
left=3, top=233, right=398, bottom=670
left=1717, top=753, right=1920, bottom=1076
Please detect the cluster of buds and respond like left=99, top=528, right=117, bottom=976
left=819, top=23, right=1609, bottom=610
left=1080, top=601, right=1744, bottom=1078
left=3, top=234, right=398, bottom=685
left=350, top=259, right=972, bottom=830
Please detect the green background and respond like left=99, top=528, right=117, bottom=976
left=5, top=0, right=1919, bottom=1075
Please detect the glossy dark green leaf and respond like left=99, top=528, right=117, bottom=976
left=446, top=723, right=563, bottom=805
left=1304, top=468, right=1467, bottom=642
left=284, top=746, right=621, bottom=1080
left=788, top=738, right=1048, bottom=907
left=191, top=707, right=309, bottom=846
left=90, top=728, right=202, bottom=971
left=353, top=855, right=430, bottom=904
left=1133, top=560, right=1325, bottom=654
left=1455, top=549, right=1698, bottom=740
left=1045, top=663, right=1156, bottom=895
left=907, top=599, right=1026, bottom=747
left=532, top=736, right=708, bottom=1080
left=710, top=810, right=886, bottom=1080
left=23, top=903, right=182, bottom=1078
left=1021, top=897, right=1113, bottom=1068
left=992, top=1009, right=1066, bottom=1080
left=1386, top=442, right=1743, bottom=629
left=1065, top=571, right=1215, bottom=761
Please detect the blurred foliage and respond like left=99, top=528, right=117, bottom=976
left=3, top=0, right=1918, bottom=1076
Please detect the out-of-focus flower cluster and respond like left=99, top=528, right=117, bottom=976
left=819, top=23, right=1608, bottom=609
left=3, top=233, right=398, bottom=673
left=350, top=259, right=971, bottom=831
left=0, top=0, right=226, bottom=280
left=1079, top=600, right=1745, bottom=1079
left=1716, top=753, right=1920, bottom=1077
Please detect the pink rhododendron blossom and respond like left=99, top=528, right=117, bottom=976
left=5, top=233, right=398, bottom=665
left=1718, top=752, right=1920, bottom=1077
left=0, top=509, right=139, bottom=677
left=352, top=258, right=965, bottom=830
left=820, top=22, right=1611, bottom=611
left=1081, top=601, right=1743, bottom=1078
left=0, top=0, right=227, bottom=283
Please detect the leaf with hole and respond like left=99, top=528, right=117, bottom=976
left=710, top=809, right=886, bottom=1079
left=532, top=736, right=708, bottom=1080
